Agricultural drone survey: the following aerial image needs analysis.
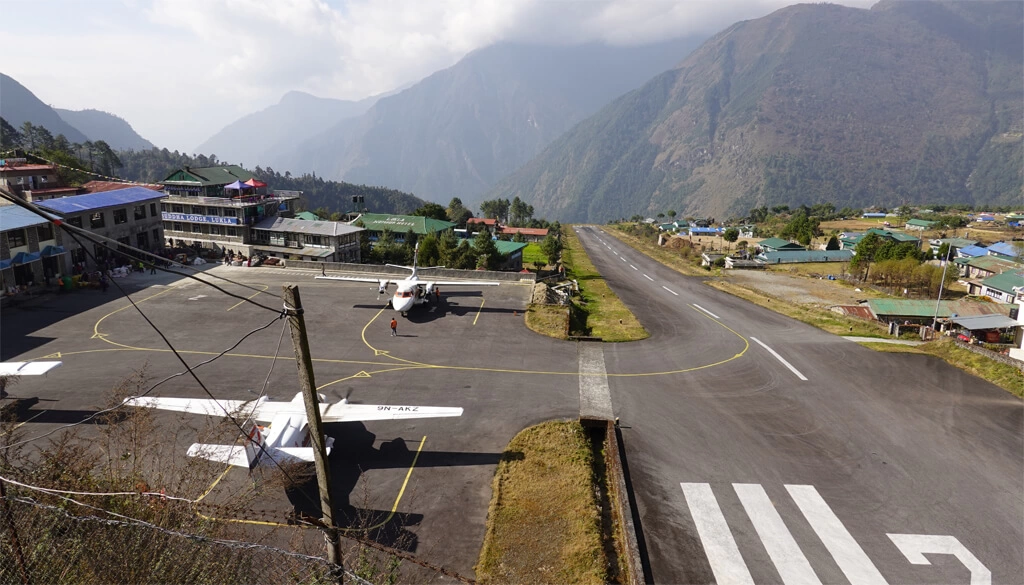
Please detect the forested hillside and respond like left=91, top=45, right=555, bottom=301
left=489, top=1, right=1024, bottom=222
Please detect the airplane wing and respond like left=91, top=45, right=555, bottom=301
left=421, top=280, right=500, bottom=287
left=187, top=443, right=252, bottom=467
left=320, top=403, right=463, bottom=422
left=315, top=275, right=393, bottom=285
left=124, top=396, right=261, bottom=418
left=0, top=361, right=62, bottom=376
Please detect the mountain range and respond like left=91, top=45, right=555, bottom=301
left=487, top=0, right=1024, bottom=222
left=1, top=73, right=154, bottom=151
left=271, top=39, right=704, bottom=206
left=194, top=90, right=382, bottom=169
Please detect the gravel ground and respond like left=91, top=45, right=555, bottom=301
left=721, top=269, right=871, bottom=306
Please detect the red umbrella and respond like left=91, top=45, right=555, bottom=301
left=245, top=178, right=267, bottom=188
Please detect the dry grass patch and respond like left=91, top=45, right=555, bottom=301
left=476, top=420, right=606, bottom=585
left=707, top=280, right=888, bottom=338
left=564, top=227, right=648, bottom=342
left=525, top=304, right=570, bottom=339
left=604, top=226, right=705, bottom=276
left=881, top=339, right=1024, bottom=398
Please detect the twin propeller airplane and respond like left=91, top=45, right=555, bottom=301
left=124, top=393, right=463, bottom=470
left=316, top=243, right=502, bottom=316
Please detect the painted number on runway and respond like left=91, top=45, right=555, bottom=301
left=681, top=483, right=991, bottom=585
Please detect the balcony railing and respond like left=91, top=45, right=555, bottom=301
left=161, top=193, right=299, bottom=207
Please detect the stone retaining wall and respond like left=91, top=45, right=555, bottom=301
left=954, top=340, right=1024, bottom=373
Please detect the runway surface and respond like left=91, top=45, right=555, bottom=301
left=573, top=225, right=1022, bottom=584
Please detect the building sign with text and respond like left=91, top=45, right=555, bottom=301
left=162, top=212, right=239, bottom=225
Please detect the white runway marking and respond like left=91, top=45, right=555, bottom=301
left=734, top=484, right=822, bottom=585
left=621, top=256, right=627, bottom=262
left=692, top=304, right=720, bottom=319
left=188, top=295, right=207, bottom=301
left=662, top=286, right=679, bottom=296
left=786, top=485, right=887, bottom=585
left=681, top=483, right=755, bottom=585
left=888, top=534, right=990, bottom=585
left=750, top=337, right=808, bottom=381
left=630, top=264, right=638, bottom=270
left=643, top=274, right=654, bottom=281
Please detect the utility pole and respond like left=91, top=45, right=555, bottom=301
left=283, top=285, right=343, bottom=580
left=931, top=244, right=953, bottom=334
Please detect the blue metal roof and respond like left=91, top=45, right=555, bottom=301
left=987, top=241, right=1021, bottom=258
left=0, top=205, right=53, bottom=232
left=958, top=245, right=988, bottom=257
left=36, top=186, right=163, bottom=214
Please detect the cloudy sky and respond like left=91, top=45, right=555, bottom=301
left=3, top=0, right=873, bottom=152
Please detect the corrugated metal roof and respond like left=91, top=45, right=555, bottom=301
left=161, top=165, right=255, bottom=186
left=253, top=216, right=363, bottom=237
left=951, top=314, right=1020, bottom=330
left=0, top=204, right=52, bottom=231
left=959, top=245, right=988, bottom=257
left=81, top=180, right=163, bottom=193
left=36, top=186, right=164, bottom=214
left=467, top=240, right=527, bottom=255
left=759, top=250, right=853, bottom=263
left=987, top=242, right=1021, bottom=258
left=758, top=237, right=804, bottom=250
left=293, top=211, right=321, bottom=221
left=355, top=213, right=455, bottom=235
left=867, top=299, right=1011, bottom=318
left=834, top=305, right=876, bottom=319
left=906, top=219, right=937, bottom=227
left=979, top=270, right=1024, bottom=294
left=961, top=255, right=1021, bottom=273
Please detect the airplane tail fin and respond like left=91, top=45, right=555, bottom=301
left=241, top=418, right=267, bottom=470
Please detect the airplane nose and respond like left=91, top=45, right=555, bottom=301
left=394, top=297, right=414, bottom=312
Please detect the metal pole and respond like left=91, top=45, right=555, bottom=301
left=282, top=285, right=343, bottom=580
left=931, top=245, right=953, bottom=333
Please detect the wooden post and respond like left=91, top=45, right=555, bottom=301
left=282, top=285, right=342, bottom=579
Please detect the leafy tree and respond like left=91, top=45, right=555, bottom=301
left=512, top=232, right=526, bottom=243
left=480, top=198, right=510, bottom=223
left=667, top=210, right=677, bottom=219
left=473, top=228, right=502, bottom=270
left=540, top=234, right=563, bottom=265
left=509, top=197, right=534, bottom=226
left=723, top=227, right=739, bottom=243
left=446, top=197, right=473, bottom=226
left=417, top=233, right=440, bottom=266
left=825, top=235, right=840, bottom=250
left=413, top=202, right=448, bottom=221
left=0, top=117, right=22, bottom=150
left=437, top=229, right=460, bottom=268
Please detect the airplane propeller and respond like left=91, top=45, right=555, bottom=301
left=324, top=387, right=357, bottom=404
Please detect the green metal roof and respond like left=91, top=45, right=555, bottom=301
left=906, top=219, right=938, bottom=228
left=759, top=250, right=853, bottom=263
left=961, top=255, right=1022, bottom=274
left=294, top=211, right=321, bottom=221
left=980, top=270, right=1024, bottom=294
left=356, top=213, right=455, bottom=235
left=867, top=299, right=1012, bottom=318
left=161, top=165, right=256, bottom=186
left=469, top=240, right=528, bottom=255
left=758, top=237, right=805, bottom=250
left=936, top=238, right=979, bottom=249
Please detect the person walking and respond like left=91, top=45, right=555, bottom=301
left=99, top=274, right=109, bottom=293
left=390, top=318, right=398, bottom=337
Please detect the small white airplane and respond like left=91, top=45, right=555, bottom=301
left=316, top=243, right=501, bottom=316
left=123, top=392, right=463, bottom=470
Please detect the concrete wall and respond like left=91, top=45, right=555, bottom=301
left=288, top=259, right=536, bottom=283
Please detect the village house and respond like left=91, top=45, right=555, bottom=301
left=251, top=216, right=363, bottom=263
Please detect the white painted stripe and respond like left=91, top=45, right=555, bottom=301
left=621, top=256, right=627, bottom=262
left=662, top=286, right=679, bottom=296
left=734, top=484, right=822, bottom=585
left=786, top=485, right=888, bottom=585
left=692, top=303, right=720, bottom=319
left=643, top=274, right=654, bottom=281
left=578, top=344, right=614, bottom=420
left=681, top=483, right=755, bottom=585
left=750, top=337, right=808, bottom=381
left=630, top=264, right=638, bottom=270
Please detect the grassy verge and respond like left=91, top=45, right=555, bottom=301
left=706, top=280, right=889, bottom=337
left=564, top=227, right=648, bottom=341
left=476, top=420, right=607, bottom=585
left=859, top=339, right=1024, bottom=397
left=522, top=242, right=547, bottom=269
left=603, top=225, right=705, bottom=276
left=524, top=303, right=569, bottom=339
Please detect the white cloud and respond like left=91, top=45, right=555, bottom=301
left=0, top=0, right=876, bottom=151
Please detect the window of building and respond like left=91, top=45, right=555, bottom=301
left=152, top=228, right=161, bottom=245
left=113, top=209, right=128, bottom=224
left=67, top=216, right=83, bottom=228
left=117, top=236, right=131, bottom=246
left=71, top=247, right=86, bottom=264
left=36, top=223, right=54, bottom=241
left=171, top=204, right=184, bottom=213
left=209, top=225, right=223, bottom=236
left=90, top=212, right=105, bottom=229
left=173, top=222, right=183, bottom=232
left=7, top=229, right=26, bottom=247
left=191, top=224, right=203, bottom=233
left=136, top=231, right=149, bottom=249
left=151, top=203, right=159, bottom=216
left=134, top=205, right=146, bottom=220
left=207, top=207, right=219, bottom=216
left=226, top=227, right=237, bottom=237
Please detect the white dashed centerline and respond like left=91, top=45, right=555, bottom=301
left=750, top=337, right=808, bottom=381
left=662, top=286, right=679, bottom=296
left=692, top=304, right=720, bottom=319
left=630, top=264, right=638, bottom=270
left=643, top=274, right=654, bottom=281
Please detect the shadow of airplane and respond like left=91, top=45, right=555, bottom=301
left=0, top=397, right=111, bottom=425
